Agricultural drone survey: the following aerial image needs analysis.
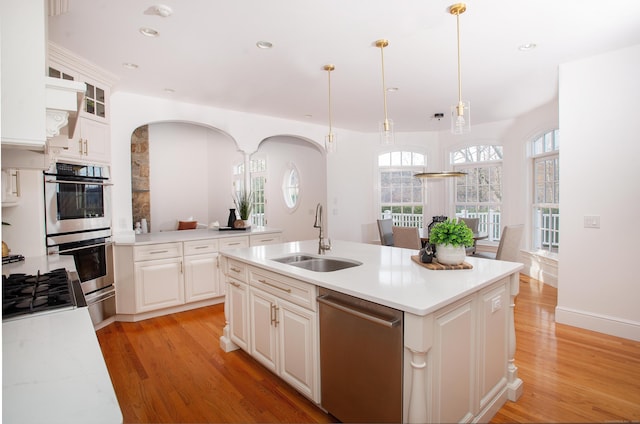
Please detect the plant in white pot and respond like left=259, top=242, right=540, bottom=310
left=429, top=219, right=474, bottom=265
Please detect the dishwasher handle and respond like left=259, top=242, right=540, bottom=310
left=317, top=294, right=401, bottom=328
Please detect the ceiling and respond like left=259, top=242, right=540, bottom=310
left=47, top=0, right=640, bottom=133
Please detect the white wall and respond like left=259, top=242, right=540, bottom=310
left=147, top=122, right=242, bottom=231
left=557, top=44, right=640, bottom=341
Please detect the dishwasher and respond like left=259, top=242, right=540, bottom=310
left=317, top=287, right=403, bottom=423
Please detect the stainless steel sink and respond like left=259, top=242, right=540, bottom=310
left=272, top=254, right=362, bottom=272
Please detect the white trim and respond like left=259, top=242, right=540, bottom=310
left=520, top=250, right=558, bottom=287
left=555, top=306, right=640, bottom=342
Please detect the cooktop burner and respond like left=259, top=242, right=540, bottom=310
left=2, top=268, right=80, bottom=320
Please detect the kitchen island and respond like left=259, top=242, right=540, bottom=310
left=219, top=239, right=524, bottom=423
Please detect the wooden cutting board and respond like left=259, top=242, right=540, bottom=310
left=411, top=255, right=473, bottom=270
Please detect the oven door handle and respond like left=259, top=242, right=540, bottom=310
left=45, top=178, right=113, bottom=186
left=84, top=285, right=116, bottom=304
left=58, top=241, right=112, bottom=254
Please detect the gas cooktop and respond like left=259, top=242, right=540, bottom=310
left=2, top=268, right=85, bottom=321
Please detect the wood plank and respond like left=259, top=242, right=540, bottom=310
left=96, top=275, right=640, bottom=423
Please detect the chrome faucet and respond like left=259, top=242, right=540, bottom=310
left=313, top=203, right=331, bottom=254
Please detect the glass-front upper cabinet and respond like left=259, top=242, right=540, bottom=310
left=48, top=65, right=110, bottom=123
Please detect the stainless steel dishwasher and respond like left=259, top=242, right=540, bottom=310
left=317, top=287, right=403, bottom=423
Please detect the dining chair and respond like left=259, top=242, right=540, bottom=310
left=391, top=226, right=422, bottom=250
left=459, top=217, right=479, bottom=255
left=474, top=224, right=524, bottom=262
left=377, top=219, right=394, bottom=246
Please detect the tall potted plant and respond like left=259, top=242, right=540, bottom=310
left=429, top=218, right=474, bottom=265
left=234, top=191, right=253, bottom=227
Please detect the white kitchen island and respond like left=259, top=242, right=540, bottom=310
left=219, top=239, right=524, bottom=424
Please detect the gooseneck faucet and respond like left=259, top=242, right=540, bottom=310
left=314, top=203, right=331, bottom=254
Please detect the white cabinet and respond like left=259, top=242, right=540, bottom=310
left=184, top=239, right=220, bottom=302
left=134, top=257, right=184, bottom=313
left=249, top=233, right=283, bottom=246
left=223, top=261, right=319, bottom=403
left=59, top=118, right=110, bottom=163
left=1, top=169, right=21, bottom=206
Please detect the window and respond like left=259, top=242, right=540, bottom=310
left=283, top=164, right=300, bottom=210
left=234, top=158, right=267, bottom=226
left=452, top=145, right=503, bottom=241
left=531, top=130, right=559, bottom=253
left=378, top=151, right=426, bottom=227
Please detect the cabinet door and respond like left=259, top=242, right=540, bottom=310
left=60, top=118, right=110, bottom=163
left=184, top=252, right=220, bottom=302
left=1, top=169, right=20, bottom=206
left=278, top=300, right=318, bottom=401
left=134, top=257, right=184, bottom=313
left=228, top=278, right=250, bottom=352
left=249, top=288, right=278, bottom=373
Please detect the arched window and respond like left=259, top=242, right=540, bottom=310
left=451, top=145, right=503, bottom=241
left=531, top=129, right=559, bottom=253
left=282, top=163, right=300, bottom=210
left=377, top=151, right=426, bottom=227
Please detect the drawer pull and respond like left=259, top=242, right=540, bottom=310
left=194, top=245, right=208, bottom=250
left=226, top=242, right=241, bottom=246
left=229, top=281, right=241, bottom=288
left=258, top=279, right=292, bottom=293
left=230, top=267, right=242, bottom=273
left=149, top=250, right=169, bottom=255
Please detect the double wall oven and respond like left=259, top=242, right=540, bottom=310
left=44, top=162, right=115, bottom=326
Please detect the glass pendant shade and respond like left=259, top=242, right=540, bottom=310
left=325, top=133, right=337, bottom=153
left=379, top=118, right=394, bottom=145
left=451, top=100, right=470, bottom=135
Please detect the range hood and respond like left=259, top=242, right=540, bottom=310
left=46, top=76, right=85, bottom=140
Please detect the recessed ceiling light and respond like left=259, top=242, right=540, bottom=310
left=164, top=88, right=175, bottom=93
left=122, top=62, right=139, bottom=70
left=153, top=5, right=173, bottom=17
left=139, top=27, right=159, bottom=37
left=256, top=41, right=273, bottom=49
left=518, top=43, right=537, bottom=51
left=386, top=87, right=399, bottom=92
left=304, top=114, right=313, bottom=119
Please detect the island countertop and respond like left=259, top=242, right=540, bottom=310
left=219, top=239, right=523, bottom=316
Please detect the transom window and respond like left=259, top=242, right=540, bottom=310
left=452, top=145, right=503, bottom=241
left=531, top=129, right=559, bottom=253
left=378, top=151, right=426, bottom=227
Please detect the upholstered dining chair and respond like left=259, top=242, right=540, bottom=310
left=377, top=219, right=394, bottom=246
left=474, top=224, right=524, bottom=262
left=459, top=217, right=479, bottom=255
left=391, top=226, right=422, bottom=250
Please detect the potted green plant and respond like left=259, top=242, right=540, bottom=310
left=429, top=218, right=474, bottom=265
left=234, top=191, right=253, bottom=227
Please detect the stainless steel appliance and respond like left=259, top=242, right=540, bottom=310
left=44, top=162, right=115, bottom=327
left=317, top=287, right=403, bottom=423
left=44, top=162, right=111, bottom=235
left=2, top=268, right=86, bottom=321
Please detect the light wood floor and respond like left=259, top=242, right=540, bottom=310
left=97, top=275, right=640, bottom=423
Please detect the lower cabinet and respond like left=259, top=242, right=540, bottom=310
left=228, top=277, right=250, bottom=352
left=134, top=257, right=184, bottom=312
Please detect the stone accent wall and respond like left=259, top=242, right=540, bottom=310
left=131, top=125, right=150, bottom=231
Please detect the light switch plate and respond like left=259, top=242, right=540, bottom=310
left=584, top=215, right=600, bottom=228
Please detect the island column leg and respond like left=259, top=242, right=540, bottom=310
left=506, top=272, right=523, bottom=401
left=407, top=348, right=429, bottom=423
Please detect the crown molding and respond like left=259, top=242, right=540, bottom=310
left=48, top=41, right=119, bottom=86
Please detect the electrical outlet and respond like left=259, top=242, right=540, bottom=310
left=491, top=297, right=502, bottom=313
left=584, top=215, right=600, bottom=229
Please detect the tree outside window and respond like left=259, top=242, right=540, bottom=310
left=452, top=145, right=503, bottom=241
left=531, top=130, right=559, bottom=253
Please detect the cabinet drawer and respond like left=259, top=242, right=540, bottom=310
left=250, top=234, right=283, bottom=246
left=184, top=239, right=219, bottom=255
left=219, top=236, right=249, bottom=250
left=226, top=259, right=248, bottom=283
left=249, top=267, right=317, bottom=311
left=134, top=242, right=183, bottom=261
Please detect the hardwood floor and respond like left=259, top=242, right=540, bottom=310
left=97, top=275, right=640, bottom=423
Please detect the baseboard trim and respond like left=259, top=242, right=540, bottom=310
left=555, top=306, right=640, bottom=342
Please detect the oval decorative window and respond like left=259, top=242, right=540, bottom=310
left=283, top=164, right=300, bottom=209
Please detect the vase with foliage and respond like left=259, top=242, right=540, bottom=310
left=429, top=218, right=474, bottom=265
left=234, top=191, right=253, bottom=227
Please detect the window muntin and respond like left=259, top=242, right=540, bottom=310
left=531, top=130, right=559, bottom=253
left=452, top=145, right=503, bottom=241
left=378, top=151, right=426, bottom=227
left=234, top=158, right=267, bottom=226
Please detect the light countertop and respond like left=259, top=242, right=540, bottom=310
left=2, top=254, right=76, bottom=276
left=117, top=226, right=282, bottom=245
left=2, top=307, right=123, bottom=424
left=219, top=240, right=523, bottom=316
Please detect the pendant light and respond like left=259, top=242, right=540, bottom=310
left=324, top=64, right=337, bottom=153
left=375, top=39, right=394, bottom=145
left=449, top=3, right=470, bottom=135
